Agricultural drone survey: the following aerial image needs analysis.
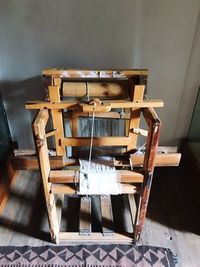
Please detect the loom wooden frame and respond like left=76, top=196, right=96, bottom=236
left=29, top=69, right=170, bottom=243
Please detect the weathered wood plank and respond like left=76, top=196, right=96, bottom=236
left=100, top=196, right=114, bottom=235
left=58, top=232, right=133, bottom=242
left=10, top=155, right=76, bottom=170
left=79, top=197, right=91, bottom=236
left=130, top=153, right=181, bottom=167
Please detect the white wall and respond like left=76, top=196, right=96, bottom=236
left=0, top=0, right=199, bottom=148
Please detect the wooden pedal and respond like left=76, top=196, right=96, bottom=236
left=79, top=196, right=91, bottom=236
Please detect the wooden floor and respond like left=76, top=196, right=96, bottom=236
left=0, top=166, right=200, bottom=267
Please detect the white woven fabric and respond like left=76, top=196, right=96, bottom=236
left=79, top=159, right=121, bottom=195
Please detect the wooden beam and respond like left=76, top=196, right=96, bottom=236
left=42, top=69, right=148, bottom=79
left=130, top=153, right=181, bottom=167
left=11, top=148, right=181, bottom=171
left=51, top=183, right=137, bottom=195
left=58, top=232, right=133, bottom=242
left=33, top=109, right=59, bottom=243
left=76, top=111, right=130, bottom=119
left=25, top=99, right=164, bottom=110
left=127, top=85, right=145, bottom=151
left=49, top=170, right=144, bottom=184
left=10, top=155, right=76, bottom=170
left=61, top=136, right=131, bottom=147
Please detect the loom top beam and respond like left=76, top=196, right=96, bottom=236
left=42, top=68, right=148, bottom=79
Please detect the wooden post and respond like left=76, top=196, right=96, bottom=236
left=127, top=85, right=145, bottom=151
left=133, top=108, right=161, bottom=242
left=33, top=109, right=59, bottom=243
left=48, top=86, right=65, bottom=156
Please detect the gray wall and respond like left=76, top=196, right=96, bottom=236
left=0, top=0, right=199, bottom=148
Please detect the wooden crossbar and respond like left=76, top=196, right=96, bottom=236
left=42, top=68, right=148, bottom=78
left=61, top=137, right=131, bottom=147
left=49, top=170, right=144, bottom=184
left=58, top=232, right=133, bottom=243
left=26, top=100, right=164, bottom=110
left=50, top=183, right=137, bottom=195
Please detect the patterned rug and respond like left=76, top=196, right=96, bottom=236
left=0, top=245, right=176, bottom=267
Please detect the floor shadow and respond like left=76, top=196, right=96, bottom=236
left=0, top=178, right=52, bottom=243
left=147, top=165, right=200, bottom=235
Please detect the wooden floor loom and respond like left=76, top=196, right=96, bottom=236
left=26, top=69, right=181, bottom=243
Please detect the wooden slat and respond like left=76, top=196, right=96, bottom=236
left=58, top=232, right=133, bottom=243
left=130, top=153, right=181, bottom=167
left=11, top=150, right=180, bottom=171
left=51, top=183, right=137, bottom=195
left=77, top=111, right=130, bottom=119
left=56, top=194, right=64, bottom=230
left=61, top=137, right=131, bottom=147
left=11, top=155, right=76, bottom=170
left=79, top=197, right=91, bottom=236
left=128, top=194, right=137, bottom=228
left=42, top=68, right=148, bottom=78
left=13, top=149, right=36, bottom=156
left=48, top=86, right=65, bottom=156
left=25, top=99, right=164, bottom=110
left=49, top=170, right=144, bottom=184
left=100, top=196, right=113, bottom=235
left=51, top=184, right=76, bottom=194
left=71, top=111, right=79, bottom=157
left=45, top=129, right=58, bottom=138
left=107, top=99, right=164, bottom=108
